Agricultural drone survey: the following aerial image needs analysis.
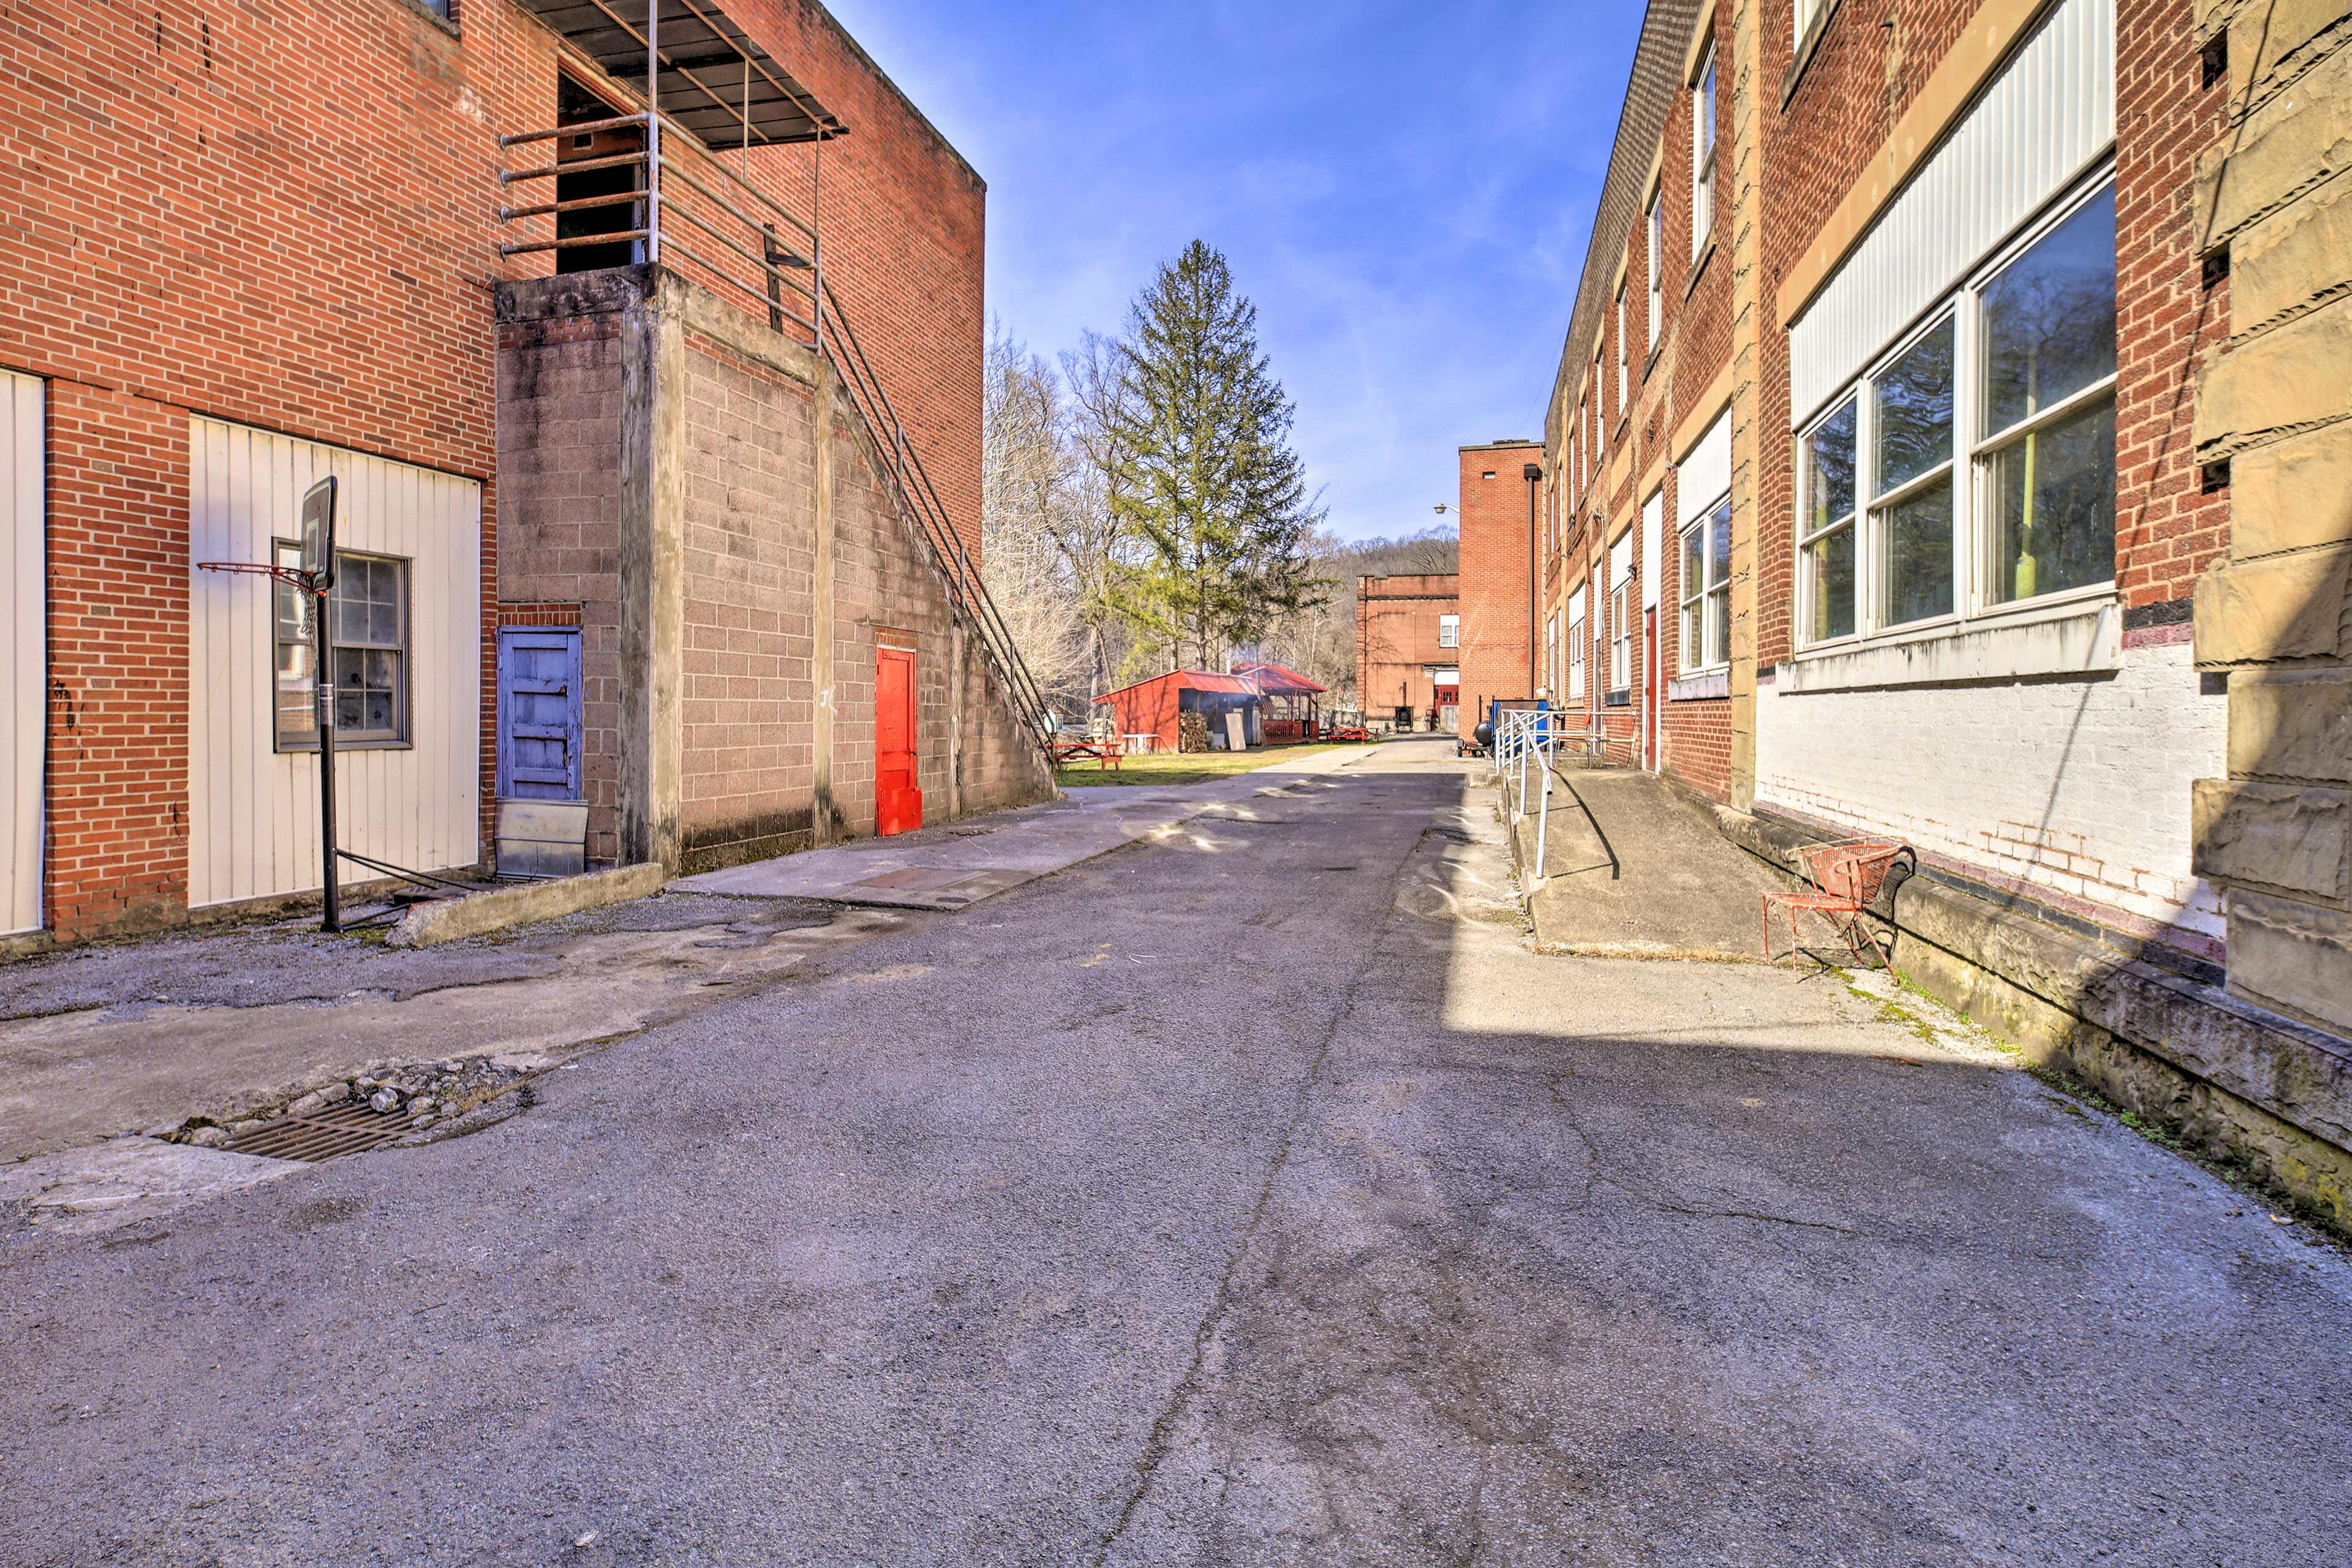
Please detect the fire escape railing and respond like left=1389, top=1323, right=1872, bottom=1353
left=496, top=111, right=1058, bottom=760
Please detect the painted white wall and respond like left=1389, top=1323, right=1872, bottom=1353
left=1755, top=640, right=2226, bottom=935
left=1, top=371, right=40, bottom=935
left=188, top=418, right=482, bottom=907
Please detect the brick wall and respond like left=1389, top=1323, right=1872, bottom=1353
left=4, top=0, right=989, bottom=937
left=1457, top=443, right=1541, bottom=739
left=1356, top=573, right=1460, bottom=724
left=731, top=0, right=989, bottom=565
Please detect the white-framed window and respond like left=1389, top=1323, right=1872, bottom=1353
left=1647, top=190, right=1663, bottom=350
left=1546, top=612, right=1559, bottom=698
left=1438, top=612, right=1459, bottom=649
left=1567, top=585, right=1587, bottom=699
left=273, top=542, right=411, bottom=749
left=1692, top=40, right=1717, bottom=256
left=1608, top=531, right=1634, bottom=693
left=1795, top=176, right=2117, bottom=650
left=1678, top=494, right=1732, bottom=673
left=1795, top=0, right=1828, bottom=42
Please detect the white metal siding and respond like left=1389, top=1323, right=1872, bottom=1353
left=1787, top=0, right=2114, bottom=424
left=1, top=372, right=41, bottom=935
left=188, top=418, right=482, bottom=907
left=1640, top=489, right=1664, bottom=611
left=1679, top=411, right=1730, bottom=526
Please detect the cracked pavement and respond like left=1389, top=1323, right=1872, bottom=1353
left=3, top=736, right=2349, bottom=1565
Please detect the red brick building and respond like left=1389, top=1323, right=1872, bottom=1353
left=1454, top=440, right=1543, bottom=743
left=1355, top=573, right=1460, bottom=731
left=1, top=0, right=1045, bottom=946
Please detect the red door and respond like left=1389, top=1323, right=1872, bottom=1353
left=876, top=647, right=921, bottom=835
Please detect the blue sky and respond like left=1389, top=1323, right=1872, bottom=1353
left=823, top=0, right=1647, bottom=541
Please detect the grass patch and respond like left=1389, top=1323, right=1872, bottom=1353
left=1054, top=743, right=1349, bottom=790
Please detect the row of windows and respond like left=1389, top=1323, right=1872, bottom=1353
left=1564, top=31, right=1719, bottom=518
left=1560, top=171, right=2116, bottom=687
left=1797, top=180, right=2117, bottom=648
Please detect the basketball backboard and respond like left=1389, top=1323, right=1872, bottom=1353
left=299, top=475, right=337, bottom=589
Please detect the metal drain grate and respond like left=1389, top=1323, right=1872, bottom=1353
left=221, top=1102, right=418, bottom=1163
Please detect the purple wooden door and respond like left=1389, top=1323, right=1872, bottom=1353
left=496, top=628, right=582, bottom=800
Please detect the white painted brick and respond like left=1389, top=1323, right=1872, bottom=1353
left=1757, top=642, right=2226, bottom=937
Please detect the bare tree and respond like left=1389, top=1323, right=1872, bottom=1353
left=981, top=322, right=1090, bottom=714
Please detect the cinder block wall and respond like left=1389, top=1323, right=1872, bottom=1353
left=2188, top=0, right=2352, bottom=1033
left=497, top=306, right=627, bottom=865
left=497, top=269, right=1050, bottom=878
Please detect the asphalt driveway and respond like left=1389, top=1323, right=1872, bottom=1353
left=2, top=736, right=2346, bottom=1566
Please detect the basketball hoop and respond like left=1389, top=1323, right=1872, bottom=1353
left=189, top=476, right=469, bottom=933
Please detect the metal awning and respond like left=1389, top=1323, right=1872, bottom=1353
left=516, top=0, right=845, bottom=147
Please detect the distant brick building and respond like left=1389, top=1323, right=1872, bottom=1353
left=1355, top=573, right=1460, bottom=730
left=0, top=0, right=1046, bottom=946
left=1455, top=440, right=1543, bottom=742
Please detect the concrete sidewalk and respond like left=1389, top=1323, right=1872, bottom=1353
left=671, top=743, right=1384, bottom=910
left=1501, top=763, right=1794, bottom=961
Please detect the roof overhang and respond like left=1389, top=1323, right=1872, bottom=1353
left=522, top=0, right=845, bottom=147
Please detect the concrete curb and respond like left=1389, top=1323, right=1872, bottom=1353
left=1706, top=801, right=2352, bottom=1229
left=387, top=863, right=668, bottom=949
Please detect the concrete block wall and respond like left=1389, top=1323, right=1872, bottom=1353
left=2188, top=0, right=2352, bottom=1033
left=496, top=309, right=626, bottom=865
left=496, top=268, right=1049, bottom=881
left=678, top=340, right=823, bottom=869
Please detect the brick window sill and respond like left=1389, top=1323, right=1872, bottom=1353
left=394, top=0, right=461, bottom=40
left=1781, top=0, right=1847, bottom=108
left=1669, top=669, right=1729, bottom=701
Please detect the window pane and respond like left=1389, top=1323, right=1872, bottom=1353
left=1986, top=397, right=2117, bottom=603
left=1681, top=601, right=1702, bottom=673
left=1708, top=500, right=1731, bottom=591
left=1874, top=317, right=1954, bottom=494
left=1680, top=524, right=1703, bottom=603
left=1803, top=399, right=1855, bottom=532
left=1707, top=582, right=1729, bottom=668
left=371, top=594, right=399, bottom=646
left=1983, top=187, right=2116, bottom=435
left=1803, top=522, right=1855, bottom=641
left=1877, top=475, right=1954, bottom=625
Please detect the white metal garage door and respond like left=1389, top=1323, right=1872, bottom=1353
left=188, top=418, right=483, bottom=907
left=1, top=371, right=41, bottom=937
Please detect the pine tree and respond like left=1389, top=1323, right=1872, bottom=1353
left=1106, top=241, right=1325, bottom=669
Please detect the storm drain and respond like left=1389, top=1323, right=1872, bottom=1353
left=221, top=1103, right=419, bottom=1163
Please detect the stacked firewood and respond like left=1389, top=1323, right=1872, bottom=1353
left=1178, top=713, right=1212, bottom=753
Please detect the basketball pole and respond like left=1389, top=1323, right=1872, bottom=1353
left=315, top=582, right=341, bottom=934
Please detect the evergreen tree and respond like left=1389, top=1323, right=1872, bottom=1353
left=1106, top=241, right=1326, bottom=668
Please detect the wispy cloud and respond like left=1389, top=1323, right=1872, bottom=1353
left=823, top=0, right=1645, bottom=539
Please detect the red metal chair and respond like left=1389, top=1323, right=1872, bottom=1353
left=1762, top=838, right=1907, bottom=972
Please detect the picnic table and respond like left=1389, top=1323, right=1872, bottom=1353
left=1050, top=736, right=1123, bottom=771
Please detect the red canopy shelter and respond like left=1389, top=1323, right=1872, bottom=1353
left=1233, top=662, right=1326, bottom=741
left=1093, top=670, right=1263, bottom=752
